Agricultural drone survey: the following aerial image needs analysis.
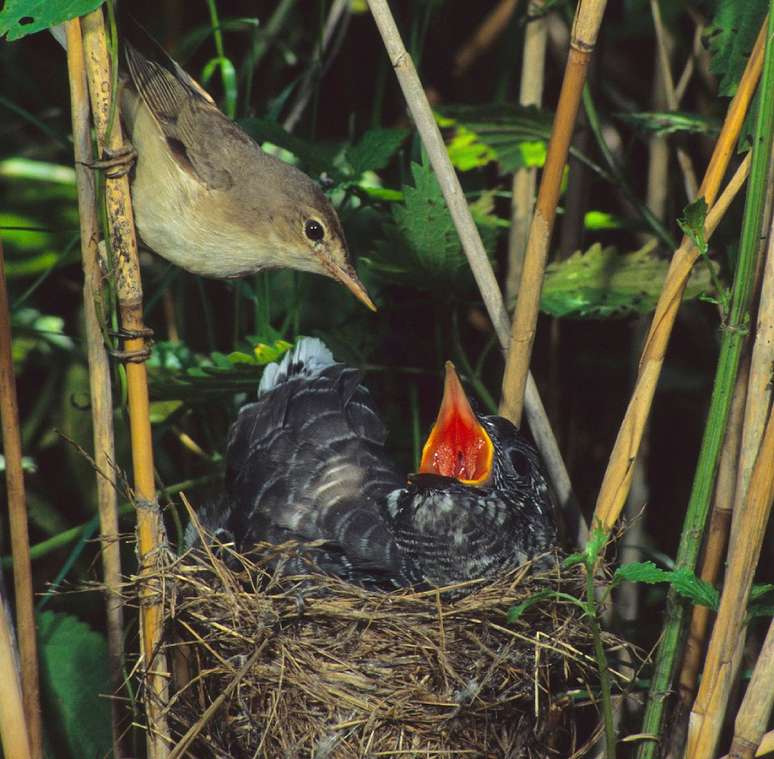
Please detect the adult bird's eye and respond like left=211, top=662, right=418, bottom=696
left=509, top=448, right=532, bottom=477
left=305, top=219, right=325, bottom=242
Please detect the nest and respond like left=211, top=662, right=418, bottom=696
left=154, top=541, right=609, bottom=758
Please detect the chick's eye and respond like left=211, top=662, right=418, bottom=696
left=305, top=219, right=325, bottom=242
left=509, top=448, right=532, bottom=477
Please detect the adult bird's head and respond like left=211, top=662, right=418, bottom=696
left=416, top=361, right=547, bottom=493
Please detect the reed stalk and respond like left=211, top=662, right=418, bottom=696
left=666, top=352, right=750, bottom=759
left=0, top=578, right=30, bottom=759
left=365, top=0, right=582, bottom=529
left=63, top=19, right=125, bottom=754
left=638, top=11, right=774, bottom=757
left=0, top=239, right=42, bottom=759
left=506, top=0, right=547, bottom=303
left=685, top=403, right=774, bottom=758
left=499, top=0, right=609, bottom=426
left=592, top=19, right=766, bottom=534
left=728, top=617, right=774, bottom=759
left=76, top=9, right=171, bottom=756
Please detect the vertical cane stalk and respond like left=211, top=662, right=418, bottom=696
left=76, top=9, right=171, bottom=756
left=0, top=241, right=42, bottom=759
left=499, top=0, right=609, bottom=426
left=63, top=17, right=125, bottom=755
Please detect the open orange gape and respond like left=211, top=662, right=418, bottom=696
left=418, top=361, right=494, bottom=485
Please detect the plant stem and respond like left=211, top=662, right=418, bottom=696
left=499, top=0, right=609, bottom=427
left=0, top=245, right=42, bottom=759
left=586, top=564, right=616, bottom=758
left=591, top=21, right=766, bottom=534
left=80, top=9, right=171, bottom=756
left=0, top=581, right=30, bottom=759
left=638, top=10, right=774, bottom=756
left=365, top=0, right=582, bottom=534
left=64, top=17, right=125, bottom=753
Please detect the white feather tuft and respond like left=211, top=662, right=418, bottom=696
left=258, top=337, right=336, bottom=395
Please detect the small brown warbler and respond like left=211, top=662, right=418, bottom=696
left=119, top=43, right=374, bottom=309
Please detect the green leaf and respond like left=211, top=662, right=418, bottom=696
left=540, top=240, right=718, bottom=318
left=446, top=125, right=498, bottom=171
left=678, top=198, right=709, bottom=256
left=507, top=590, right=557, bottom=622
left=346, top=128, right=408, bottom=176
left=201, top=56, right=238, bottom=119
left=0, top=0, right=104, bottom=41
left=750, top=583, right=774, bottom=602
left=619, top=111, right=720, bottom=137
left=363, top=161, right=472, bottom=291
left=705, top=0, right=769, bottom=96
left=439, top=104, right=554, bottom=173
left=613, top=562, right=719, bottom=610
left=38, top=610, right=112, bottom=759
left=508, top=590, right=586, bottom=623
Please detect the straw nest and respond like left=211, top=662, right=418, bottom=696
left=153, top=540, right=613, bottom=758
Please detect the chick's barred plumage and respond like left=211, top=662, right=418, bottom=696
left=191, top=339, right=557, bottom=587
left=388, top=417, right=557, bottom=587
left=222, top=339, right=410, bottom=583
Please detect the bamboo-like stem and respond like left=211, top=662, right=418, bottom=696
left=453, top=0, right=519, bottom=78
left=728, top=617, right=774, bottom=759
left=506, top=0, right=547, bottom=304
left=364, top=0, right=583, bottom=531
left=685, top=406, right=774, bottom=758
left=0, top=240, right=42, bottom=759
left=499, top=0, right=608, bottom=426
left=730, top=156, right=774, bottom=541
left=0, top=579, right=30, bottom=759
left=666, top=352, right=750, bottom=759
left=650, top=0, right=699, bottom=200
left=78, top=10, right=170, bottom=756
left=592, top=20, right=767, bottom=534
left=640, top=12, right=774, bottom=757
left=63, top=19, right=125, bottom=755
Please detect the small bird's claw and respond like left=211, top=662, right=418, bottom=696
left=84, top=144, right=138, bottom=178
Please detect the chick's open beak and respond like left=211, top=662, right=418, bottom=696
left=323, top=259, right=377, bottom=312
left=418, top=362, right=494, bottom=485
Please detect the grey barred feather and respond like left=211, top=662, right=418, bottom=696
left=192, top=339, right=557, bottom=588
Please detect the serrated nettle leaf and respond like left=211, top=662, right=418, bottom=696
left=540, top=240, right=717, bottom=318
left=705, top=0, right=769, bottom=96
left=0, top=0, right=104, bottom=41
left=346, top=128, right=408, bottom=176
left=37, top=610, right=112, bottom=759
left=613, top=562, right=719, bottom=610
left=678, top=198, right=709, bottom=255
left=619, top=111, right=720, bottom=137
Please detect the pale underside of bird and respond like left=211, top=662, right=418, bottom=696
left=187, top=338, right=558, bottom=587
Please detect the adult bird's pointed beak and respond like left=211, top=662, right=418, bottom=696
left=327, top=262, right=377, bottom=311
left=418, top=361, right=494, bottom=484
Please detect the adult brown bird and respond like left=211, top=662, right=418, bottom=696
left=53, top=25, right=375, bottom=309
